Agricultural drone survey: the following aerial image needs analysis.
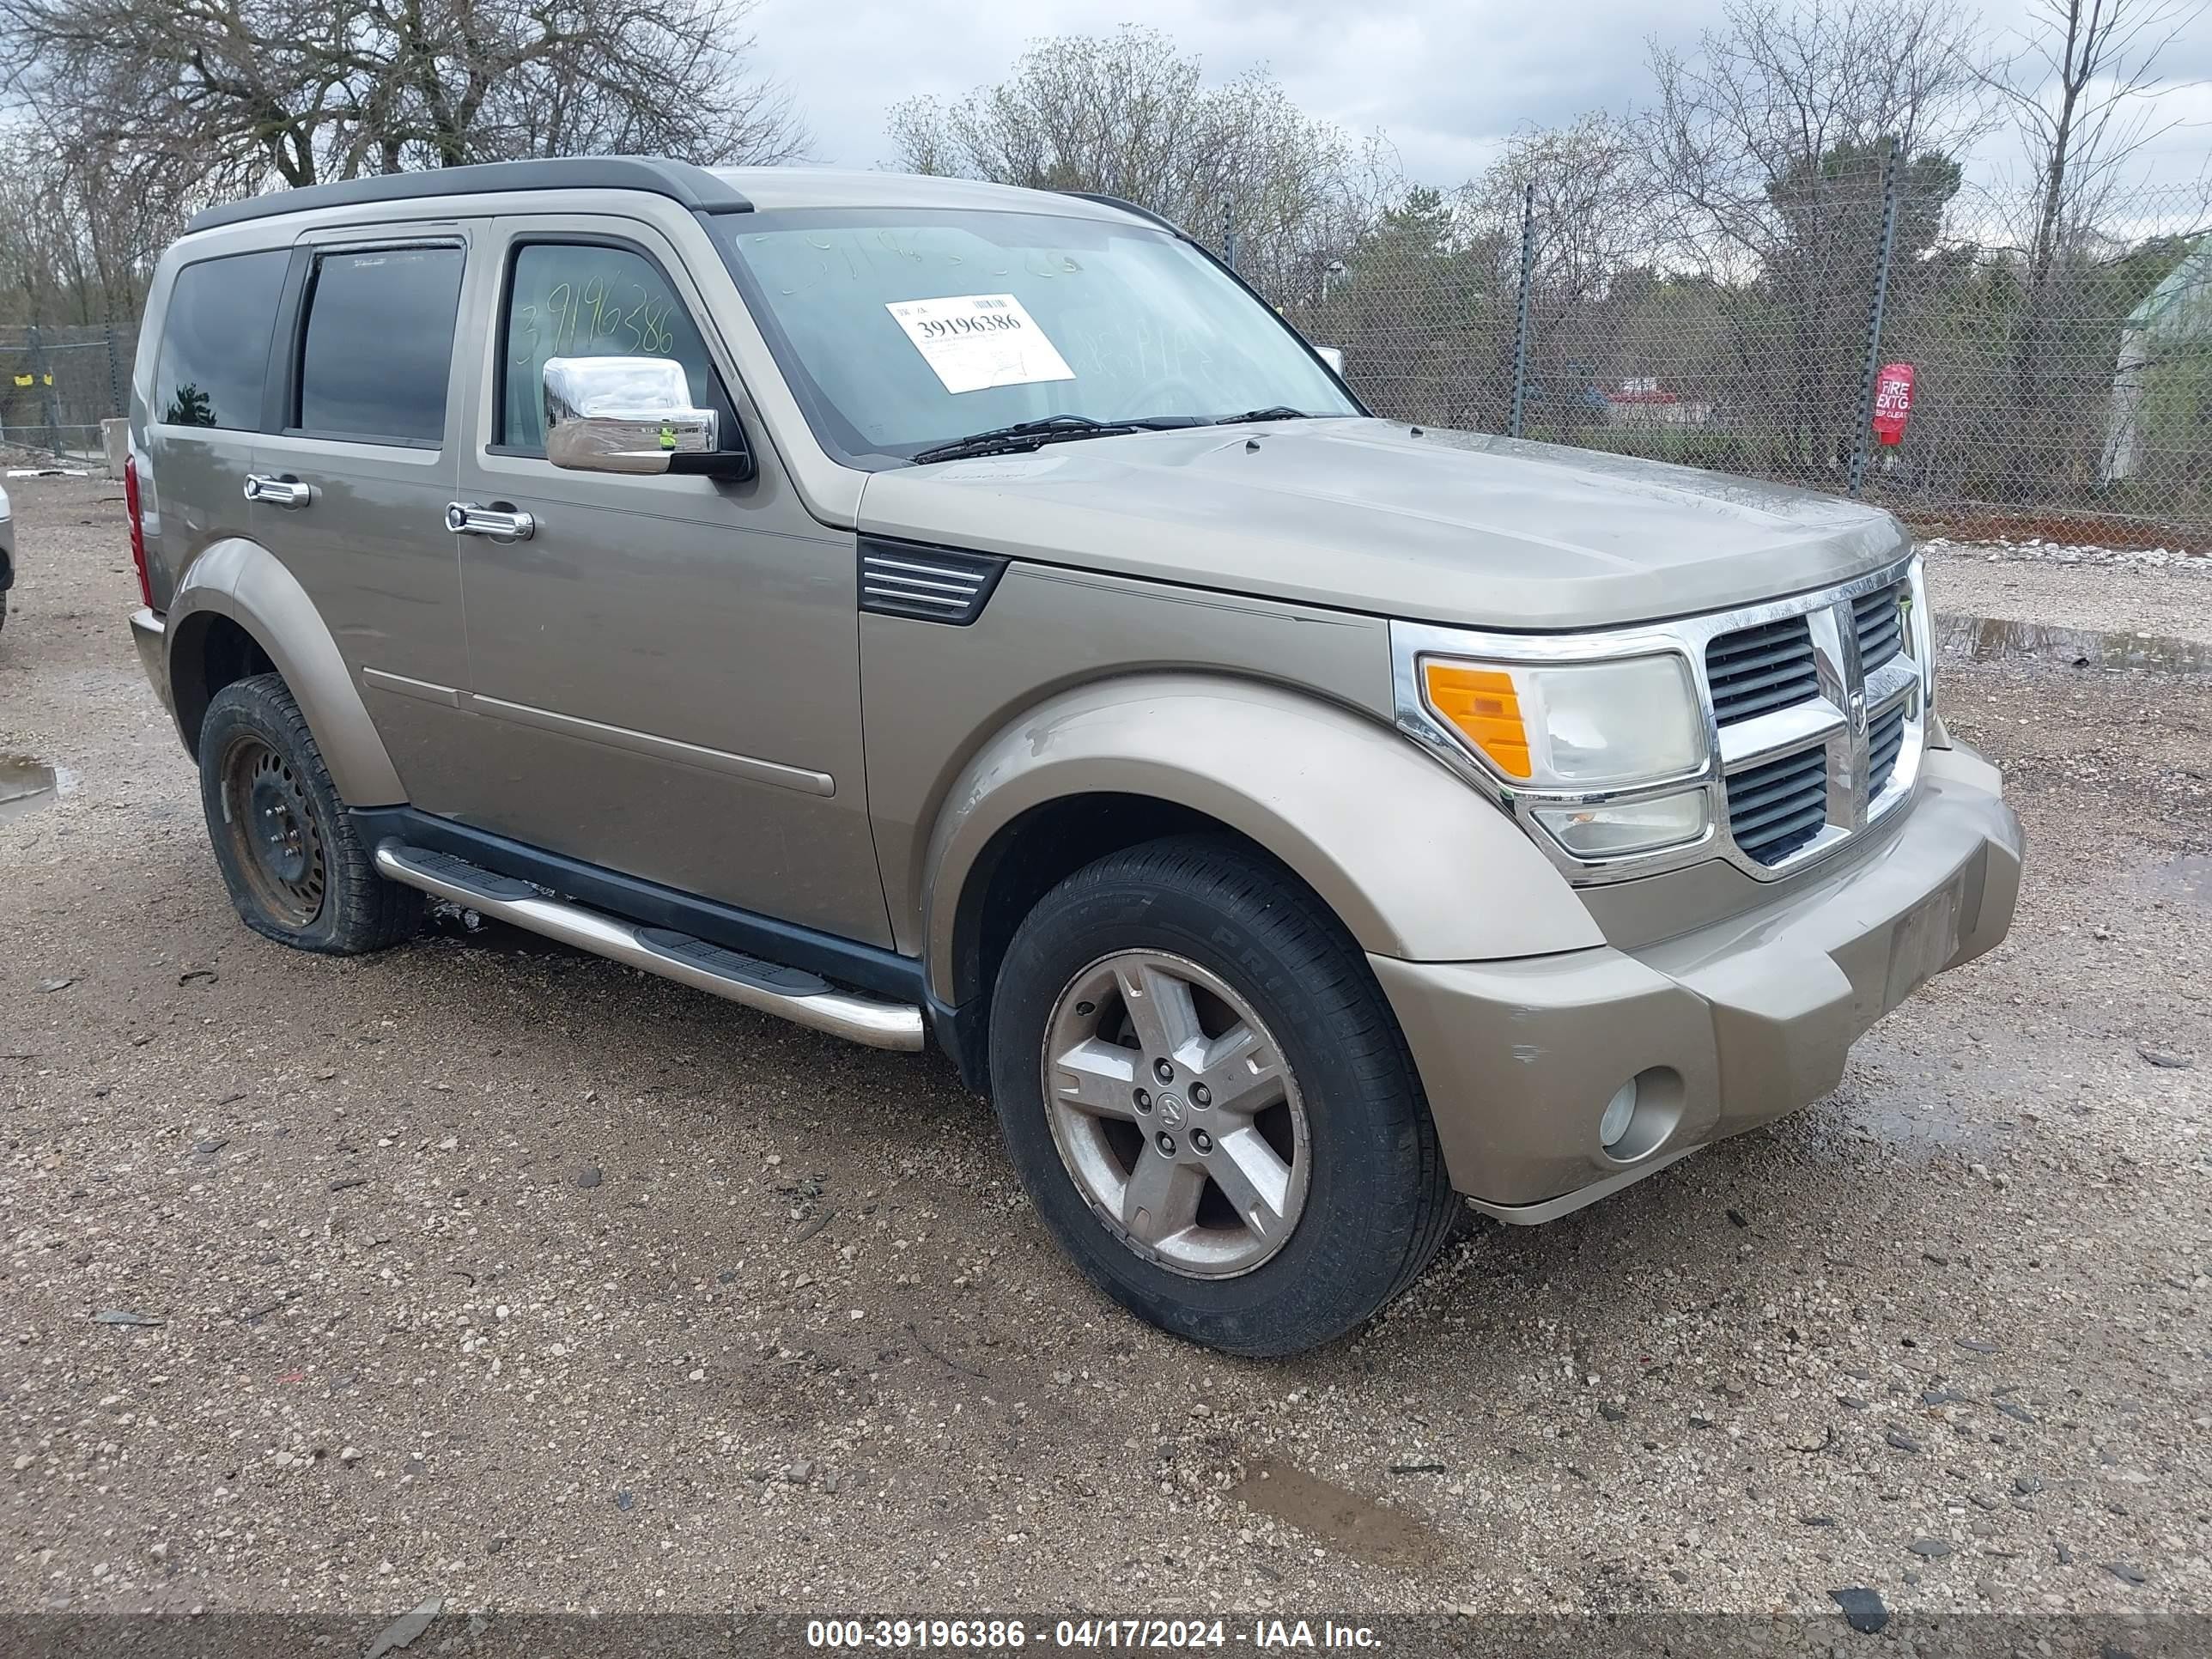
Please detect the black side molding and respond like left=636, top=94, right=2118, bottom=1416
left=187, top=157, right=753, bottom=235
left=858, top=537, right=1009, bottom=626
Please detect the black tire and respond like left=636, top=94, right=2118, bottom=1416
left=198, top=672, right=420, bottom=954
left=988, top=835, right=1458, bottom=1356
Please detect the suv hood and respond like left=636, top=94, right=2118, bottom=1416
left=855, top=417, right=1908, bottom=631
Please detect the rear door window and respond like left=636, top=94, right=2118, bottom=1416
left=295, top=246, right=465, bottom=445
left=153, top=251, right=289, bottom=428
left=499, top=242, right=721, bottom=453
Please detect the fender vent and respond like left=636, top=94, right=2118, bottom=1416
left=858, top=538, right=1008, bottom=626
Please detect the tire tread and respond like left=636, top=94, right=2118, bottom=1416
left=991, top=833, right=1458, bottom=1354
left=199, top=672, right=420, bottom=954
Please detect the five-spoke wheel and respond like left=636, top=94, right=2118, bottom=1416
left=989, top=835, right=1458, bottom=1355
left=1042, top=950, right=1310, bottom=1278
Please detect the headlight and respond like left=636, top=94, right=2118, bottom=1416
left=1418, top=653, right=1705, bottom=787
left=1532, top=792, right=1711, bottom=858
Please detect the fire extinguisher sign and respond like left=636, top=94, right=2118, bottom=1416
left=1872, top=362, right=1915, bottom=446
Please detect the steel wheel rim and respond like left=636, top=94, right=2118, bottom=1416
left=218, top=734, right=326, bottom=929
left=1040, top=949, right=1310, bottom=1279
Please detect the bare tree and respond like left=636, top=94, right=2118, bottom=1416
left=0, top=0, right=806, bottom=203
left=1469, top=112, right=1661, bottom=305
left=0, top=118, right=183, bottom=323
left=1638, top=0, right=1987, bottom=477
left=886, top=26, right=1400, bottom=294
left=1643, top=0, right=1990, bottom=271
left=1966, top=0, right=2210, bottom=498
left=1985, top=0, right=2208, bottom=289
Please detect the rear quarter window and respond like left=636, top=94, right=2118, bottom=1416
left=153, top=251, right=290, bottom=429
left=295, top=246, right=465, bottom=445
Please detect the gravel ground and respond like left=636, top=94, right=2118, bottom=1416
left=2, top=475, right=2208, bottom=1624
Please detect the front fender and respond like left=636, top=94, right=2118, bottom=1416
left=166, top=537, right=406, bottom=806
left=921, top=673, right=1602, bottom=1004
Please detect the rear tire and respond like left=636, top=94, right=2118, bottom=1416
left=988, top=835, right=1457, bottom=1356
left=198, top=673, right=420, bottom=954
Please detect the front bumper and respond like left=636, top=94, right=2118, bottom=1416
left=130, top=607, right=173, bottom=715
left=1373, top=741, right=2022, bottom=1218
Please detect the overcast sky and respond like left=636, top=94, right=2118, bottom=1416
left=749, top=0, right=2211, bottom=194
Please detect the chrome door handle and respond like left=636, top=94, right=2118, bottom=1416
left=445, top=501, right=535, bottom=542
left=243, top=473, right=313, bottom=509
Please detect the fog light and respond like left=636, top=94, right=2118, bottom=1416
left=1599, top=1079, right=1638, bottom=1149
left=1533, top=789, right=1708, bottom=859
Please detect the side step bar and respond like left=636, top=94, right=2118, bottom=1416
left=373, top=842, right=926, bottom=1052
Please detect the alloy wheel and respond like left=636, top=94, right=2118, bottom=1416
left=1039, top=950, right=1310, bottom=1278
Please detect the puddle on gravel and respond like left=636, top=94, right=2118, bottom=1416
left=0, top=755, right=71, bottom=823
left=2165, top=854, right=2212, bottom=908
left=1936, top=613, right=2212, bottom=676
left=1232, top=1459, right=1444, bottom=1571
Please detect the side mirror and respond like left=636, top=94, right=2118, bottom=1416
left=1316, top=345, right=1346, bottom=376
left=544, top=356, right=751, bottom=479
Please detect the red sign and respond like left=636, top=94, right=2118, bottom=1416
left=1872, top=362, right=1916, bottom=446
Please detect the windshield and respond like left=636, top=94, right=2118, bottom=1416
left=711, top=208, right=1358, bottom=468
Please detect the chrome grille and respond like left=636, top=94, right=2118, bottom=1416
left=1727, top=746, right=1829, bottom=866
left=1710, top=566, right=1925, bottom=878
left=1854, top=584, right=1905, bottom=672
left=1868, top=701, right=1907, bottom=795
left=1706, top=615, right=1819, bottom=726
left=1390, top=551, right=1928, bottom=886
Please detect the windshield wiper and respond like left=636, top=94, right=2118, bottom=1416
left=910, top=415, right=1152, bottom=466
left=908, top=409, right=1279, bottom=465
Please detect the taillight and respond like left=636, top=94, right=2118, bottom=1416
left=124, top=451, right=151, bottom=608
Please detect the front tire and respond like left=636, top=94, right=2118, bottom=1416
left=989, top=836, right=1457, bottom=1356
left=198, top=673, right=420, bottom=954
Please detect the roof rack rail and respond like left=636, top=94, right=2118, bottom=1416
left=187, top=157, right=753, bottom=235
left=1056, top=191, right=1185, bottom=236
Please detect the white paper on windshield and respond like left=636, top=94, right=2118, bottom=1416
left=884, top=294, right=1075, bottom=395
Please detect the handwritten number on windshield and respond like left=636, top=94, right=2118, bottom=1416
left=514, top=276, right=678, bottom=365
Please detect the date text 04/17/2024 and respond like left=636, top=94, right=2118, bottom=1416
left=804, top=1619, right=1382, bottom=1650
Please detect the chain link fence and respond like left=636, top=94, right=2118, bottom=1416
left=1, top=322, right=137, bottom=461
left=1260, top=155, right=2212, bottom=549
left=10, top=161, right=2210, bottom=549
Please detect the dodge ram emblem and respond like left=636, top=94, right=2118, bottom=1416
left=1157, top=1094, right=1186, bottom=1127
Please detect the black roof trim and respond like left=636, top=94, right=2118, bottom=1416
left=187, top=157, right=753, bottom=235
left=1056, top=191, right=1185, bottom=236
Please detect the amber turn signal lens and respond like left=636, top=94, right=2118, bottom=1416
left=1422, top=661, right=1531, bottom=779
